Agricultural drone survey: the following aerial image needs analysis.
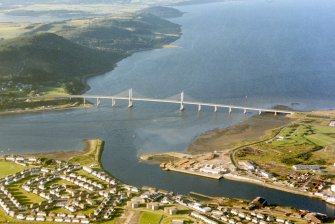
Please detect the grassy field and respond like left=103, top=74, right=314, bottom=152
left=0, top=161, right=26, bottom=178
left=69, top=139, right=104, bottom=168
left=0, top=23, right=29, bottom=39
left=236, top=115, right=335, bottom=175
left=139, top=211, right=164, bottom=224
left=28, top=139, right=104, bottom=167
left=7, top=177, right=45, bottom=205
left=188, top=114, right=292, bottom=154
left=38, top=86, right=69, bottom=96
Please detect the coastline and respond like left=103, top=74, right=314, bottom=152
left=0, top=7, right=183, bottom=116
left=187, top=113, right=293, bottom=154
left=0, top=103, right=93, bottom=116
left=139, top=111, right=335, bottom=206
left=222, top=173, right=314, bottom=198
left=12, top=139, right=105, bottom=167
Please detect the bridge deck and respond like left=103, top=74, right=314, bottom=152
left=32, top=94, right=294, bottom=115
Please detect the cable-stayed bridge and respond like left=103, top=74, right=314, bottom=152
left=32, top=88, right=294, bottom=115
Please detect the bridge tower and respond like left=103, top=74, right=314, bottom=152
left=128, top=88, right=133, bottom=108
left=180, top=91, right=184, bottom=111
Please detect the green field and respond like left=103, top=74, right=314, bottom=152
left=139, top=212, right=164, bottom=224
left=236, top=118, right=335, bottom=175
left=7, top=177, right=45, bottom=205
left=0, top=161, right=26, bottom=178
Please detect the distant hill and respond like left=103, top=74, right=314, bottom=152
left=0, top=11, right=181, bottom=107
left=140, top=6, right=184, bottom=18
left=0, top=33, right=125, bottom=88
left=27, top=13, right=181, bottom=52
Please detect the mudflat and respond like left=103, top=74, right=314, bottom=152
left=188, top=113, right=293, bottom=154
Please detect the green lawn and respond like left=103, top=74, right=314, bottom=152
left=39, top=86, right=69, bottom=96
left=237, top=120, right=335, bottom=175
left=139, top=212, right=163, bottom=224
left=0, top=161, right=26, bottom=178
left=7, top=177, right=45, bottom=205
left=306, top=134, right=335, bottom=146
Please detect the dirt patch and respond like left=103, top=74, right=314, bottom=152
left=188, top=114, right=293, bottom=154
left=237, top=147, right=264, bottom=157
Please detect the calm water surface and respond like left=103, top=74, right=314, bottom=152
left=1, top=0, right=335, bottom=216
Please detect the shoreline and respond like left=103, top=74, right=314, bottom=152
left=0, top=103, right=93, bottom=116
left=187, top=113, right=294, bottom=155
left=222, top=173, right=314, bottom=199
left=139, top=111, right=335, bottom=207
left=0, top=7, right=183, bottom=116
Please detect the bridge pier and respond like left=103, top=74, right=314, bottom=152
left=180, top=91, right=184, bottom=111
left=96, top=98, right=101, bottom=107
left=214, top=106, right=218, bottom=112
left=83, top=97, right=86, bottom=106
left=128, top=88, right=133, bottom=108
left=112, top=98, right=116, bottom=107
left=275, top=112, right=277, bottom=116
left=198, top=104, right=202, bottom=112
left=229, top=107, right=232, bottom=114
left=244, top=109, right=247, bottom=114
left=258, top=110, right=262, bottom=115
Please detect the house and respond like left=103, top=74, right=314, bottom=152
left=36, top=216, right=46, bottom=221
left=16, top=214, right=26, bottom=220
left=81, top=219, right=90, bottom=224
left=146, top=202, right=160, bottom=210
left=191, top=212, right=218, bottom=224
left=64, top=217, right=72, bottom=222
left=46, top=217, right=54, bottom=222
left=55, top=217, right=64, bottom=222
left=76, top=214, right=87, bottom=219
left=164, top=206, right=178, bottom=215
left=127, top=201, right=140, bottom=208
left=37, top=211, right=47, bottom=216
left=5, top=156, right=15, bottom=161
left=292, top=165, right=320, bottom=171
left=172, top=220, right=184, bottom=224
left=26, top=216, right=35, bottom=221
left=259, top=170, right=273, bottom=179
left=239, top=161, right=255, bottom=171
left=200, top=164, right=223, bottom=175
left=190, top=202, right=212, bottom=213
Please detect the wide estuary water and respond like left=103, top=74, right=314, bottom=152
left=1, top=0, right=335, bottom=216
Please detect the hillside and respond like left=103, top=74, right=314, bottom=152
left=0, top=11, right=182, bottom=111
left=28, top=13, right=181, bottom=52
left=0, top=33, right=124, bottom=86
left=140, top=6, right=184, bottom=18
